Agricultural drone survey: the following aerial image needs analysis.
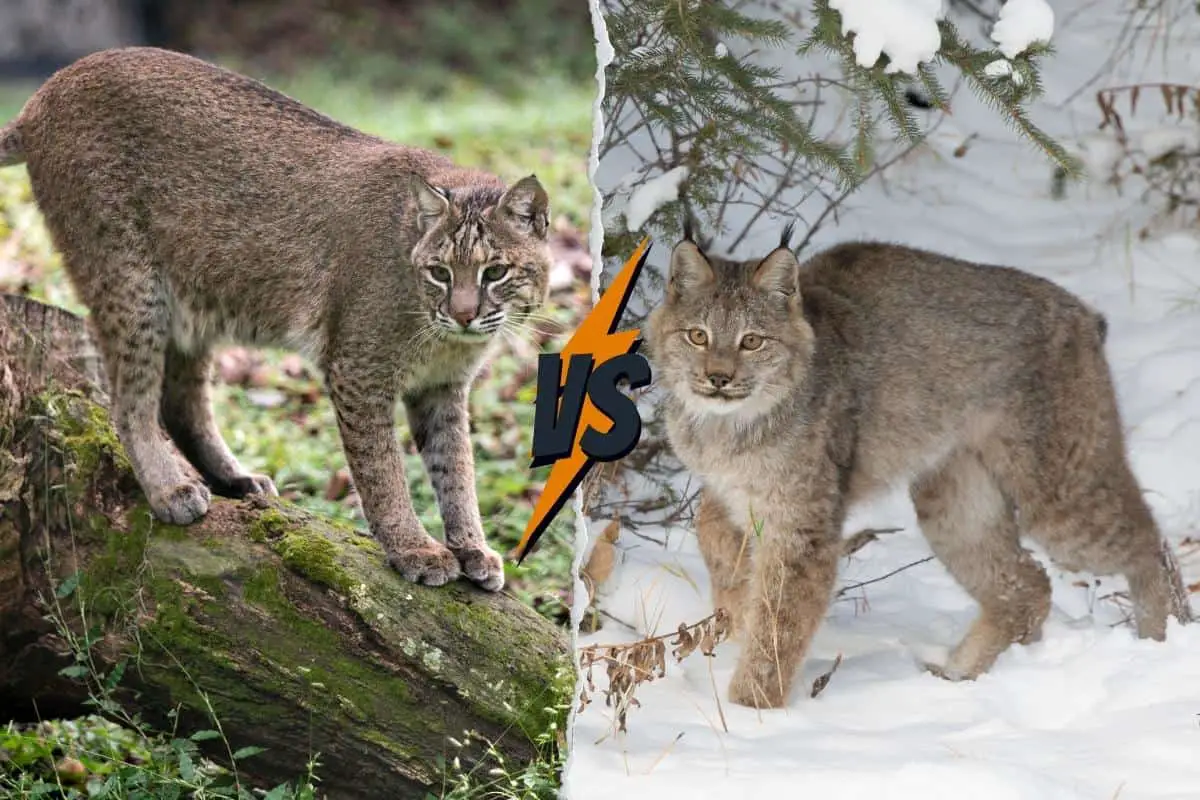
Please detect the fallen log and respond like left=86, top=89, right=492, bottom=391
left=0, top=294, right=571, bottom=798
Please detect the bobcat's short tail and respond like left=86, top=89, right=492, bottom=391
left=0, top=122, right=26, bottom=167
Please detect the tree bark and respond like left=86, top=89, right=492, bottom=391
left=0, top=294, right=571, bottom=799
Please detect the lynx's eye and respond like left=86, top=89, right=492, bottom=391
left=686, top=328, right=708, bottom=347
left=740, top=333, right=764, bottom=351
left=482, top=264, right=509, bottom=282
left=428, top=266, right=452, bottom=284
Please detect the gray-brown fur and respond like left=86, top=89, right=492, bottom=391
left=647, top=233, right=1193, bottom=709
left=0, top=47, right=554, bottom=592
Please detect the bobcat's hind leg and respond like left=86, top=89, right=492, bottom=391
left=86, top=277, right=211, bottom=524
left=695, top=490, right=754, bottom=636
left=912, top=449, right=1051, bottom=681
left=161, top=340, right=277, bottom=499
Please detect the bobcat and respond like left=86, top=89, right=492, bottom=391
left=646, top=225, right=1194, bottom=709
left=0, top=47, right=555, bottom=593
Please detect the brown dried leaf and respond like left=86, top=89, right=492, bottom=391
left=1161, top=83, right=1177, bottom=116
left=810, top=653, right=844, bottom=699
left=712, top=607, right=732, bottom=641
left=653, top=638, right=667, bottom=678
left=581, top=519, right=620, bottom=603
left=671, top=623, right=697, bottom=661
left=324, top=468, right=351, bottom=502
left=1174, top=84, right=1190, bottom=118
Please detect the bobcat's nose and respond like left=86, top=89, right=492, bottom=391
left=451, top=307, right=478, bottom=328
left=449, top=287, right=480, bottom=329
left=706, top=372, right=732, bottom=390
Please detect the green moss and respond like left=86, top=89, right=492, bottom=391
left=274, top=529, right=353, bottom=594
left=39, top=390, right=131, bottom=479
left=244, top=505, right=354, bottom=594
left=247, top=507, right=292, bottom=543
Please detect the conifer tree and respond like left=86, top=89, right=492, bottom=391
left=598, top=0, right=1075, bottom=254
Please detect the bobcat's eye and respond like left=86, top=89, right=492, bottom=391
left=482, top=264, right=510, bottom=282
left=686, top=328, right=708, bottom=347
left=428, top=266, right=452, bottom=284
left=740, top=333, right=764, bottom=351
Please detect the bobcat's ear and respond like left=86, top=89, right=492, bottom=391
left=667, top=240, right=714, bottom=297
left=752, top=247, right=800, bottom=297
left=498, top=175, right=550, bottom=239
left=408, top=173, right=451, bottom=233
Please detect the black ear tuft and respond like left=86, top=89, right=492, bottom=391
left=780, top=219, right=797, bottom=251
left=681, top=211, right=714, bottom=256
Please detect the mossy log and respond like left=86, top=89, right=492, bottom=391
left=0, top=294, right=571, bottom=798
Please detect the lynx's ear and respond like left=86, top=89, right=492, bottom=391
left=498, top=175, right=550, bottom=239
left=752, top=247, right=800, bottom=297
left=667, top=240, right=714, bottom=298
left=408, top=173, right=451, bottom=233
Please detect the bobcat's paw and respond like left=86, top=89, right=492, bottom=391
left=728, top=661, right=788, bottom=709
left=452, top=544, right=505, bottom=592
left=387, top=541, right=462, bottom=587
left=220, top=473, right=278, bottom=499
left=148, top=481, right=211, bottom=525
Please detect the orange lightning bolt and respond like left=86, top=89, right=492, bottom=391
left=514, top=237, right=652, bottom=563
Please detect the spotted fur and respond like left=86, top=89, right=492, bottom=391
left=2, top=47, right=555, bottom=592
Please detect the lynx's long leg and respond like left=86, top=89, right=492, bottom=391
left=695, top=489, right=753, bottom=636
left=725, top=461, right=843, bottom=710
left=86, top=277, right=211, bottom=524
left=912, top=449, right=1051, bottom=680
left=326, top=359, right=460, bottom=587
left=160, top=341, right=276, bottom=499
left=1014, top=455, right=1194, bottom=640
left=988, top=316, right=1194, bottom=639
left=403, top=383, right=503, bottom=592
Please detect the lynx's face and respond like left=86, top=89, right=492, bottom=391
left=647, top=240, right=814, bottom=419
left=407, top=175, right=552, bottom=342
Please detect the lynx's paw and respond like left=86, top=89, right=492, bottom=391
left=728, top=659, right=789, bottom=709
left=453, top=544, right=505, bottom=592
left=219, top=473, right=278, bottom=499
left=387, top=540, right=462, bottom=587
left=148, top=481, right=211, bottom=525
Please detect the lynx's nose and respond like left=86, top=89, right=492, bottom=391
left=706, top=372, right=732, bottom=389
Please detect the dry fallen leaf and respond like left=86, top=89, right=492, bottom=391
left=810, top=653, right=844, bottom=699
left=581, top=519, right=620, bottom=603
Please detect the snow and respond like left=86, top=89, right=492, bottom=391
left=715, top=42, right=729, bottom=59
left=829, top=0, right=946, bottom=75
left=569, top=1, right=1200, bottom=797
left=624, top=166, right=690, bottom=232
left=991, top=0, right=1055, bottom=60
left=1138, top=126, right=1200, bottom=162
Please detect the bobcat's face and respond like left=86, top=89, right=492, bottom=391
left=647, top=241, right=813, bottom=419
left=408, top=175, right=552, bottom=342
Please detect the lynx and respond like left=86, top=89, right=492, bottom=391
left=646, top=225, right=1194, bottom=709
left=0, top=47, right=555, bottom=592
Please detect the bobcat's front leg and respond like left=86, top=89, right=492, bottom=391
left=327, top=361, right=460, bottom=586
left=727, top=481, right=842, bottom=709
left=404, top=383, right=504, bottom=592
